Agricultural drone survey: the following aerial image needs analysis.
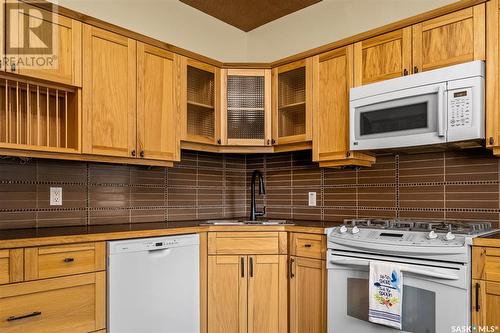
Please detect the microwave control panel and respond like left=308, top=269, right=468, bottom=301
left=448, top=88, right=472, bottom=129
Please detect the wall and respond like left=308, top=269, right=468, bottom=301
left=246, top=0, right=458, bottom=62
left=50, top=0, right=248, bottom=62
left=247, top=149, right=500, bottom=228
left=51, top=0, right=459, bottom=63
left=1, top=148, right=498, bottom=230
left=0, top=151, right=246, bottom=230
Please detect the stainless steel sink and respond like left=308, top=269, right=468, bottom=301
left=203, top=219, right=292, bottom=226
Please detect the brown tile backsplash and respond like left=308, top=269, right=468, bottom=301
left=1, top=147, right=500, bottom=230
left=0, top=151, right=247, bottom=229
left=247, top=149, right=500, bottom=227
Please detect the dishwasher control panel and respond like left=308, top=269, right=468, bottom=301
left=108, top=234, right=199, bottom=254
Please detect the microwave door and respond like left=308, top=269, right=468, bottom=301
left=350, top=83, right=447, bottom=150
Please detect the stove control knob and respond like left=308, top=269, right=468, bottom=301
left=427, top=230, right=438, bottom=240
left=351, top=226, right=360, bottom=234
left=339, top=225, right=348, bottom=234
left=445, top=232, right=456, bottom=241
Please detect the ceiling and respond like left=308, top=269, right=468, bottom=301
left=179, top=0, right=322, bottom=32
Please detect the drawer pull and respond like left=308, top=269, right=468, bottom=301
left=304, top=244, right=312, bottom=248
left=63, top=257, right=75, bottom=263
left=7, top=311, right=42, bottom=322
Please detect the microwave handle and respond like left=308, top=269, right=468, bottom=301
left=331, top=259, right=459, bottom=280
left=437, top=85, right=446, bottom=137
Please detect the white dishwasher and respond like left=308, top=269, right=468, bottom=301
left=108, top=234, right=200, bottom=333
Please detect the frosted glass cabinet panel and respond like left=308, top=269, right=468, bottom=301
left=221, top=69, right=271, bottom=146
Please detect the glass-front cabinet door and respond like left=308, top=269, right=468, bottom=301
left=221, top=69, right=271, bottom=146
left=272, top=58, right=312, bottom=145
left=181, top=57, right=220, bottom=145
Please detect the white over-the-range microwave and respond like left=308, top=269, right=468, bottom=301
left=349, top=60, right=485, bottom=151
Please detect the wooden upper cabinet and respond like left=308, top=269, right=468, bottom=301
left=271, top=59, right=312, bottom=146
left=179, top=57, right=220, bottom=145
left=14, top=2, right=82, bottom=86
left=82, top=25, right=136, bottom=158
left=221, top=69, right=272, bottom=146
left=208, top=255, right=247, bottom=333
left=312, top=46, right=375, bottom=168
left=137, top=42, right=178, bottom=162
left=412, top=5, right=485, bottom=73
left=353, top=27, right=412, bottom=86
left=486, top=0, right=500, bottom=151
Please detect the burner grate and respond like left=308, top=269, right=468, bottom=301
left=342, top=218, right=492, bottom=235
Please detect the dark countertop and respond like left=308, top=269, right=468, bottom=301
left=0, top=219, right=341, bottom=249
left=474, top=229, right=500, bottom=247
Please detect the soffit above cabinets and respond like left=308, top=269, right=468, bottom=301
left=178, top=0, right=322, bottom=32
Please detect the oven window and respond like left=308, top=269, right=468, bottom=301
left=347, top=278, right=436, bottom=333
left=360, top=102, right=428, bottom=136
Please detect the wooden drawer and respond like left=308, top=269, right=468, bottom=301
left=289, top=233, right=325, bottom=259
left=208, top=232, right=286, bottom=255
left=0, top=272, right=105, bottom=333
left=0, top=250, right=24, bottom=285
left=473, top=246, right=500, bottom=282
left=25, top=242, right=106, bottom=281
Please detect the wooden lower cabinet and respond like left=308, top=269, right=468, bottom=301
left=208, top=254, right=287, bottom=333
left=472, top=279, right=500, bottom=327
left=289, top=256, right=326, bottom=333
left=0, top=272, right=106, bottom=333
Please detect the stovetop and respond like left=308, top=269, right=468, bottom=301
left=342, top=218, right=492, bottom=235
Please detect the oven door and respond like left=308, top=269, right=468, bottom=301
left=350, top=83, right=448, bottom=150
left=327, top=250, right=469, bottom=333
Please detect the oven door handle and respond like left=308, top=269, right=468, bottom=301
left=331, top=259, right=459, bottom=280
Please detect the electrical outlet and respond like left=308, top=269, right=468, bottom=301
left=50, top=187, right=63, bottom=206
left=308, top=192, right=317, bottom=207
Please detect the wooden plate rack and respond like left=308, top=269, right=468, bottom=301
left=0, top=76, right=79, bottom=153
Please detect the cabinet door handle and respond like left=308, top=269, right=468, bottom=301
left=403, top=68, right=409, bottom=76
left=249, top=257, right=253, bottom=277
left=7, top=311, right=42, bottom=322
left=489, top=137, right=494, bottom=145
left=241, top=257, right=244, bottom=278
left=414, top=66, right=419, bottom=74
left=140, top=151, right=145, bottom=158
left=475, top=282, right=481, bottom=311
left=63, top=257, right=74, bottom=263
left=131, top=150, right=136, bottom=157
left=304, top=244, right=312, bottom=248
left=289, top=257, right=295, bottom=279
left=271, top=139, right=276, bottom=145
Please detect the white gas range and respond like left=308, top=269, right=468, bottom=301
left=325, top=219, right=495, bottom=333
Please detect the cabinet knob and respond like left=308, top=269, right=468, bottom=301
left=414, top=66, right=419, bottom=74
left=131, top=150, right=136, bottom=157
left=267, top=139, right=270, bottom=145
left=217, top=139, right=221, bottom=145
left=403, top=69, right=409, bottom=76
left=304, top=244, right=312, bottom=248
left=272, top=139, right=276, bottom=145
left=489, top=137, right=494, bottom=145
left=63, top=257, right=74, bottom=263
left=140, top=151, right=145, bottom=158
